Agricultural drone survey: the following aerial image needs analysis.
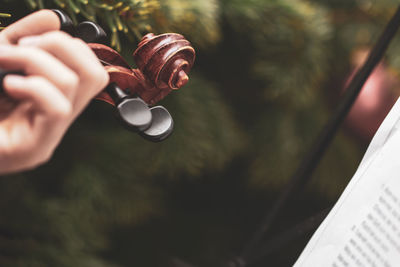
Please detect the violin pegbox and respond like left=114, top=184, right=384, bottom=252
left=69, top=15, right=195, bottom=141
left=89, top=33, right=195, bottom=141
left=90, top=33, right=196, bottom=106
left=131, top=33, right=195, bottom=141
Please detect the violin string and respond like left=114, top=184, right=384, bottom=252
left=99, top=59, right=112, bottom=66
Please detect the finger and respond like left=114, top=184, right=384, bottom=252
left=0, top=101, right=41, bottom=173
left=0, top=101, right=32, bottom=134
left=0, top=107, right=55, bottom=174
left=0, top=45, right=79, bottom=100
left=0, top=75, right=72, bottom=174
left=3, top=75, right=72, bottom=118
left=18, top=31, right=109, bottom=99
left=0, top=10, right=60, bottom=44
left=0, top=104, right=34, bottom=168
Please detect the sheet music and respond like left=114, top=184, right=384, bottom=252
left=294, top=98, right=400, bottom=267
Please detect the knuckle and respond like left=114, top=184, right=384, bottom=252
left=34, top=146, right=56, bottom=167
left=41, top=31, right=72, bottom=45
left=54, top=102, right=72, bottom=119
left=72, top=37, right=87, bottom=47
left=42, top=150, right=54, bottom=164
left=59, top=72, right=79, bottom=90
left=18, top=31, right=72, bottom=52
left=1, top=134, right=55, bottom=171
left=20, top=46, right=41, bottom=57
left=26, top=76, right=47, bottom=87
left=22, top=47, right=51, bottom=65
left=80, top=66, right=108, bottom=95
left=92, top=67, right=109, bottom=88
left=72, top=37, right=90, bottom=51
left=5, top=139, right=33, bottom=165
left=70, top=38, right=108, bottom=87
left=33, top=151, right=53, bottom=168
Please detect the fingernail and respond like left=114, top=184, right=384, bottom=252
left=18, top=36, right=41, bottom=46
left=4, top=75, right=25, bottom=87
left=0, top=45, right=13, bottom=55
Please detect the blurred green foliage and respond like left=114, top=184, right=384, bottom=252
left=0, top=0, right=400, bottom=266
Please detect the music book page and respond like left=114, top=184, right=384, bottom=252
left=295, top=97, right=400, bottom=267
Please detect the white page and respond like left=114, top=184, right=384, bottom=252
left=295, top=98, right=400, bottom=267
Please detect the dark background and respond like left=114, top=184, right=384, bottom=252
left=0, top=0, right=399, bottom=266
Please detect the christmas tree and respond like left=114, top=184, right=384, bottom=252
left=0, top=0, right=399, bottom=266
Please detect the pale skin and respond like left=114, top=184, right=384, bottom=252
left=0, top=10, right=109, bottom=174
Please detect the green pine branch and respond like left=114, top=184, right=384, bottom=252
left=21, top=0, right=219, bottom=51
left=0, top=12, right=10, bottom=30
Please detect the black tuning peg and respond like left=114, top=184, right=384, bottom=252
left=105, top=83, right=152, bottom=132
left=140, top=106, right=174, bottom=142
left=52, top=10, right=107, bottom=44
left=75, top=21, right=107, bottom=44
left=51, top=9, right=75, bottom=36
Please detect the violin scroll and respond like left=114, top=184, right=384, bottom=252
left=134, top=33, right=195, bottom=91
left=90, top=33, right=196, bottom=106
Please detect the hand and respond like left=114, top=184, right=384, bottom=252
left=0, top=10, right=109, bottom=174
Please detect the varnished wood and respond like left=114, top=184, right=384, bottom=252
left=90, top=33, right=195, bottom=106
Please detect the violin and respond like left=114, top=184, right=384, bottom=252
left=0, top=9, right=195, bottom=142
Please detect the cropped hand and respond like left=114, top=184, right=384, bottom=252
left=0, top=10, right=109, bottom=174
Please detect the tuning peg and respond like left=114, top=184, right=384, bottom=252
left=140, top=106, right=174, bottom=142
left=105, top=83, right=152, bottom=132
left=51, top=9, right=75, bottom=36
left=75, top=21, right=107, bottom=44
left=52, top=10, right=108, bottom=45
